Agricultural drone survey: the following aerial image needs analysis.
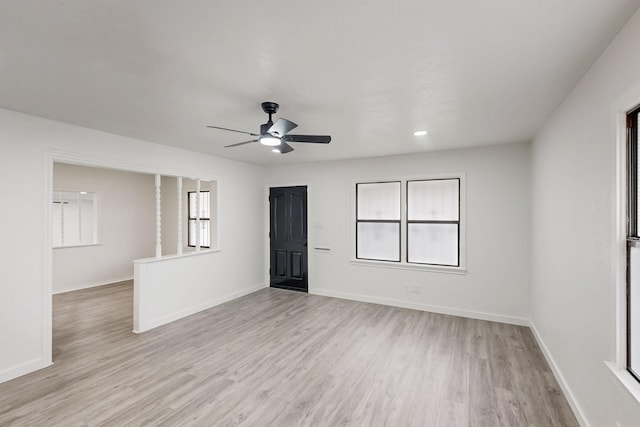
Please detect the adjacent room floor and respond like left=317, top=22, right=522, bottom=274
left=0, top=282, right=578, bottom=426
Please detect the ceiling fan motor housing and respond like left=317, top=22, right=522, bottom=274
left=260, top=102, right=279, bottom=133
left=261, top=101, right=279, bottom=115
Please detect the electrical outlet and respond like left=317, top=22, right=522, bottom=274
left=411, top=285, right=422, bottom=293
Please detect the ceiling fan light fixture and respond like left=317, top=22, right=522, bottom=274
left=259, top=135, right=281, bottom=146
left=207, top=101, right=332, bottom=155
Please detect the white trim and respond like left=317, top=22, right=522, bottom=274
left=349, top=258, right=467, bottom=274
left=133, top=248, right=219, bottom=264
left=45, top=148, right=193, bottom=179
left=0, top=358, right=52, bottom=385
left=155, top=174, right=162, bottom=258
left=177, top=176, right=183, bottom=255
left=528, top=321, right=590, bottom=427
left=53, top=243, right=102, bottom=250
left=52, top=276, right=133, bottom=295
left=605, top=361, right=640, bottom=407
left=311, top=287, right=529, bottom=326
left=133, top=282, right=266, bottom=333
left=614, top=108, right=629, bottom=369
left=42, top=152, right=53, bottom=369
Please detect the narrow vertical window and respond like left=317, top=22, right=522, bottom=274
left=188, top=191, right=210, bottom=248
left=356, top=182, right=401, bottom=262
left=628, top=106, right=640, bottom=382
left=407, top=179, right=460, bottom=266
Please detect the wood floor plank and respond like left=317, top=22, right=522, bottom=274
left=0, top=282, right=579, bottom=426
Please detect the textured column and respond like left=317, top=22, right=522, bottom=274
left=155, top=174, right=162, bottom=258
left=77, top=192, right=82, bottom=243
left=59, top=191, right=65, bottom=246
left=176, top=176, right=183, bottom=255
left=195, top=179, right=201, bottom=251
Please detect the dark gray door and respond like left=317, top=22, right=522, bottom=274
left=270, top=186, right=307, bottom=292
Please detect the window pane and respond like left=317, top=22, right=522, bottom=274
left=408, top=179, right=459, bottom=221
left=200, top=220, right=210, bottom=247
left=200, top=192, right=210, bottom=218
left=62, top=197, right=80, bottom=246
left=188, top=220, right=197, bottom=246
left=357, top=222, right=400, bottom=261
left=408, top=223, right=458, bottom=266
left=189, top=219, right=210, bottom=247
left=52, top=191, right=96, bottom=247
left=357, top=182, right=400, bottom=220
left=189, top=193, right=197, bottom=219
left=80, top=196, right=95, bottom=245
left=52, top=196, right=62, bottom=247
left=630, top=245, right=640, bottom=376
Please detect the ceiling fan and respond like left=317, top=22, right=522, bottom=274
left=207, top=102, right=331, bottom=154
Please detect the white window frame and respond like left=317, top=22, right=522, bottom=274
left=609, top=105, right=640, bottom=405
left=350, top=172, right=467, bottom=274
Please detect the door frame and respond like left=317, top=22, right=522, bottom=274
left=264, top=182, right=312, bottom=292
left=43, top=149, right=200, bottom=370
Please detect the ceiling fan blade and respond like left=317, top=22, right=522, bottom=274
left=224, top=139, right=259, bottom=148
left=267, top=118, right=298, bottom=137
left=283, top=134, right=331, bottom=144
left=207, top=125, right=259, bottom=137
left=274, top=142, right=294, bottom=154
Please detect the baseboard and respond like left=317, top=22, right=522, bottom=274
left=133, top=282, right=267, bottom=333
left=0, top=358, right=52, bottom=384
left=52, top=276, right=134, bottom=294
left=528, top=321, right=590, bottom=427
left=310, top=288, right=530, bottom=326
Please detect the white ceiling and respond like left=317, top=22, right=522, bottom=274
left=1, top=1, right=639, bottom=166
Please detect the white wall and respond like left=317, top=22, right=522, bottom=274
left=0, top=108, right=265, bottom=383
left=133, top=251, right=263, bottom=333
left=52, top=164, right=155, bottom=292
left=531, top=9, right=640, bottom=427
left=265, top=142, right=531, bottom=324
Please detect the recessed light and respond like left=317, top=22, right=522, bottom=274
left=413, top=130, right=428, bottom=136
left=80, top=191, right=87, bottom=194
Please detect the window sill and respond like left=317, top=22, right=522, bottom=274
left=53, top=243, right=102, bottom=249
left=349, top=259, right=467, bottom=275
left=605, top=361, right=640, bottom=407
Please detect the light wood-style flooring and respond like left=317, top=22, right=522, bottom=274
left=0, top=282, right=578, bottom=426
